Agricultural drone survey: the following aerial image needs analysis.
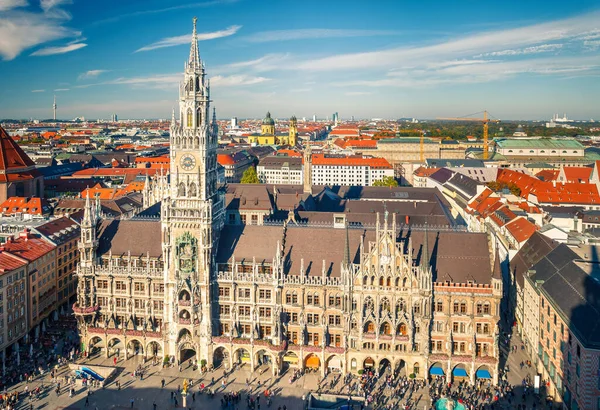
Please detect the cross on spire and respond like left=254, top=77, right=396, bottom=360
left=188, top=16, right=201, bottom=70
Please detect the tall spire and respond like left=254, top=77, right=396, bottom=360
left=83, top=188, right=93, bottom=225
left=188, top=17, right=201, bottom=70
left=343, top=220, right=351, bottom=268
left=421, top=220, right=429, bottom=271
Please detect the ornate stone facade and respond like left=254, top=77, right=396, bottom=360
left=74, top=19, right=502, bottom=385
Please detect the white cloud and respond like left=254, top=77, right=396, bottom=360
left=0, top=0, right=27, bottom=12
left=210, top=74, right=269, bottom=87
left=54, top=88, right=69, bottom=91
left=31, top=89, right=45, bottom=92
left=74, top=73, right=182, bottom=91
left=584, top=40, right=600, bottom=50
left=78, top=69, right=109, bottom=80
left=292, top=11, right=600, bottom=71
left=335, top=55, right=600, bottom=88
left=243, top=28, right=399, bottom=43
left=30, top=42, right=86, bottom=56
left=214, top=53, right=291, bottom=73
left=0, top=0, right=81, bottom=60
left=92, top=0, right=239, bottom=26
left=40, top=0, right=71, bottom=11
left=475, top=43, right=563, bottom=57
left=135, top=25, right=241, bottom=52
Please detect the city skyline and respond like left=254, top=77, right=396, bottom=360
left=0, top=0, right=599, bottom=120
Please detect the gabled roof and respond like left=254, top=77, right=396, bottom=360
left=0, top=125, right=36, bottom=171
left=560, top=166, right=593, bottom=183
left=96, top=219, right=162, bottom=258
left=498, top=168, right=600, bottom=205
left=505, top=216, right=538, bottom=243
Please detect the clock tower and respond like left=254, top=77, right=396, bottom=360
left=163, top=17, right=224, bottom=366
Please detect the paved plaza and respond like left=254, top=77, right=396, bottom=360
left=3, top=327, right=558, bottom=410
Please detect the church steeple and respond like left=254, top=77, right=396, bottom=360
left=188, top=16, right=201, bottom=71
left=421, top=221, right=429, bottom=271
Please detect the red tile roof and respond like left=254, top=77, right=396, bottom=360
left=535, top=170, right=559, bottom=182
left=497, top=169, right=600, bottom=205
left=345, top=140, right=377, bottom=149
left=0, top=197, right=49, bottom=215
left=0, top=125, right=41, bottom=183
left=561, top=166, right=593, bottom=182
left=466, top=188, right=503, bottom=218
left=414, top=166, right=440, bottom=178
left=311, top=154, right=392, bottom=169
left=505, top=217, right=538, bottom=243
left=276, top=149, right=302, bottom=157
left=217, top=154, right=236, bottom=165
left=0, top=251, right=27, bottom=273
left=73, top=168, right=160, bottom=177
left=1, top=231, right=55, bottom=261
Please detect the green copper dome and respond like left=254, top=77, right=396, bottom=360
left=262, top=112, right=275, bottom=125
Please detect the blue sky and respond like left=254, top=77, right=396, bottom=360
left=0, top=0, right=600, bottom=121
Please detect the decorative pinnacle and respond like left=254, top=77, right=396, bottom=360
left=189, top=17, right=200, bottom=69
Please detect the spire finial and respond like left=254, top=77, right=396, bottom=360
left=189, top=17, right=200, bottom=69
left=343, top=219, right=351, bottom=268
left=421, top=220, right=429, bottom=271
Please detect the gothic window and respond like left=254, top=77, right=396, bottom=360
left=460, top=301, right=467, bottom=314
left=398, top=323, right=407, bottom=336
left=380, top=323, right=391, bottom=335
left=363, top=276, right=368, bottom=286
left=379, top=277, right=384, bottom=287
left=397, top=299, right=406, bottom=314
left=370, top=276, right=375, bottom=285
left=189, top=78, right=194, bottom=92
left=363, top=297, right=374, bottom=315
left=195, top=77, right=200, bottom=92
left=436, top=301, right=443, bottom=312
left=186, top=109, right=193, bottom=128
left=453, top=301, right=459, bottom=313
left=476, top=302, right=483, bottom=314
left=380, top=297, right=391, bottom=315
left=196, top=109, right=202, bottom=127
left=178, top=182, right=186, bottom=197
left=365, top=321, right=375, bottom=333
left=395, top=277, right=400, bottom=288
left=386, top=277, right=391, bottom=287
left=188, top=183, right=197, bottom=197
left=402, top=277, right=408, bottom=289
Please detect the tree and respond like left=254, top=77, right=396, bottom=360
left=372, top=176, right=398, bottom=187
left=241, top=166, right=260, bottom=184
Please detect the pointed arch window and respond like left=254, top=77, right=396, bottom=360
left=196, top=108, right=202, bottom=127
left=186, top=109, right=193, bottom=128
left=188, top=183, right=197, bottom=197
left=178, top=182, right=186, bottom=197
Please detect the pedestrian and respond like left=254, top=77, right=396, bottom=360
left=193, top=392, right=196, bottom=402
left=130, top=398, right=134, bottom=408
left=85, top=395, right=89, bottom=406
left=153, top=401, right=157, bottom=410
left=161, top=378, right=165, bottom=388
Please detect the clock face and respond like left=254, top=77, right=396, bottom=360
left=180, top=154, right=196, bottom=171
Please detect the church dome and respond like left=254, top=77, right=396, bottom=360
left=262, top=112, right=275, bottom=125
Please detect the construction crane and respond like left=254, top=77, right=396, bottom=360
left=436, top=110, right=500, bottom=160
